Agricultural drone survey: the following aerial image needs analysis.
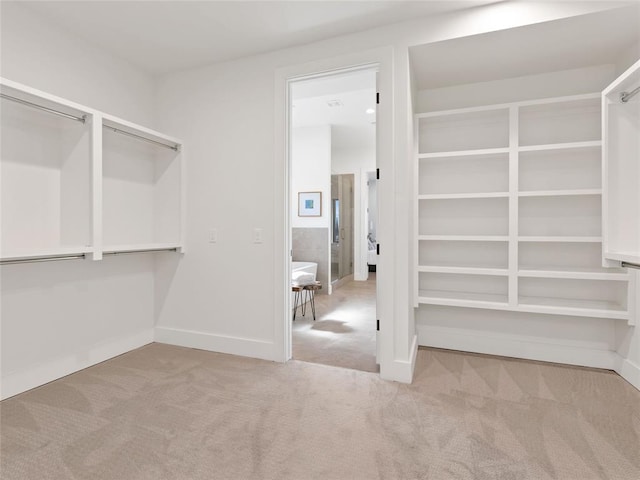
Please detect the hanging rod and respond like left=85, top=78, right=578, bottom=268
left=103, top=247, right=178, bottom=256
left=0, top=253, right=86, bottom=266
left=621, top=261, right=640, bottom=270
left=0, top=93, right=86, bottom=123
left=620, top=85, right=640, bottom=103
left=104, top=125, right=179, bottom=151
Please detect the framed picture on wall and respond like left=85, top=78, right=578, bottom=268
left=298, top=191, right=322, bottom=217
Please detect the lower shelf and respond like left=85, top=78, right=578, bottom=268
left=417, top=292, right=630, bottom=321
left=0, top=246, right=93, bottom=263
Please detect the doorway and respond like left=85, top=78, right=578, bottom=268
left=288, top=67, right=378, bottom=372
left=331, top=173, right=354, bottom=285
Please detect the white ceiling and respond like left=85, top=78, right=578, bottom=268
left=18, top=0, right=490, bottom=75
left=291, top=69, right=376, bottom=150
left=410, top=4, right=640, bottom=90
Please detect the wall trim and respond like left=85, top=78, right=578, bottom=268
left=0, top=328, right=154, bottom=400
left=380, top=333, right=418, bottom=383
left=155, top=326, right=276, bottom=362
left=616, top=358, right=640, bottom=391
left=417, top=324, right=619, bottom=370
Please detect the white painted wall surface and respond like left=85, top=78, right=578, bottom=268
left=0, top=0, right=627, bottom=395
left=154, top=2, right=622, bottom=380
left=291, top=126, right=331, bottom=229
left=0, top=3, right=158, bottom=399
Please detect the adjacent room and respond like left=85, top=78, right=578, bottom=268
left=1, top=1, right=639, bottom=479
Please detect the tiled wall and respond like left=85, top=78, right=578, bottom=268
left=292, top=228, right=329, bottom=294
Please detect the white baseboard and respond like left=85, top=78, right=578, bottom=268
left=616, top=358, right=640, bottom=391
left=155, top=326, right=276, bottom=362
left=0, top=329, right=154, bottom=400
left=417, top=325, right=618, bottom=370
left=380, top=334, right=418, bottom=383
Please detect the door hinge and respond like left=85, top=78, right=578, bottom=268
left=376, top=319, right=380, bottom=331
left=376, top=244, right=380, bottom=255
left=376, top=168, right=380, bottom=180
left=376, top=92, right=380, bottom=104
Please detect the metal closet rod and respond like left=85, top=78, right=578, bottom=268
left=103, top=247, right=178, bottom=256
left=104, top=125, right=179, bottom=151
left=621, top=261, right=640, bottom=270
left=620, top=85, right=640, bottom=103
left=0, top=93, right=86, bottom=123
left=0, top=254, right=86, bottom=266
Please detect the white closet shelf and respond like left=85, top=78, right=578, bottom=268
left=518, top=296, right=628, bottom=320
left=102, top=115, right=182, bottom=151
left=1, top=77, right=93, bottom=121
left=518, top=140, right=601, bottom=152
left=418, top=266, right=509, bottom=276
left=419, top=235, right=509, bottom=242
left=102, top=243, right=182, bottom=255
left=0, top=246, right=93, bottom=262
left=604, top=251, right=640, bottom=265
left=418, top=192, right=509, bottom=200
left=518, top=268, right=630, bottom=281
left=518, top=189, right=601, bottom=197
left=417, top=290, right=508, bottom=307
left=418, top=147, right=509, bottom=159
left=417, top=294, right=629, bottom=320
left=518, top=236, right=603, bottom=243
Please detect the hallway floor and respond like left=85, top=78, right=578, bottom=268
left=292, top=273, right=378, bottom=373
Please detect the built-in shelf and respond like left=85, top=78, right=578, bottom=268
left=415, top=91, right=633, bottom=323
left=518, top=140, right=602, bottom=152
left=418, top=266, right=509, bottom=276
left=518, top=189, right=601, bottom=197
left=0, top=77, right=185, bottom=263
left=418, top=192, right=509, bottom=200
left=0, top=246, right=94, bottom=263
left=602, top=59, right=640, bottom=267
left=518, top=296, right=628, bottom=320
left=518, top=236, right=603, bottom=243
left=419, top=235, right=510, bottom=242
left=518, top=268, right=629, bottom=281
left=418, top=147, right=510, bottom=159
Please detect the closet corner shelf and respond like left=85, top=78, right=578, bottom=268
left=518, top=140, right=601, bottom=152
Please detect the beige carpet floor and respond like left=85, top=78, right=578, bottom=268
left=292, top=273, right=378, bottom=373
left=1, top=344, right=639, bottom=480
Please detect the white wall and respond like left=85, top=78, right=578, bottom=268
left=331, top=146, right=376, bottom=281
left=0, top=1, right=627, bottom=394
left=0, top=3, right=158, bottom=399
left=291, top=126, right=331, bottom=229
left=154, top=1, right=623, bottom=381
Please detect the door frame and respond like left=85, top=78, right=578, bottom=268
left=273, top=47, right=394, bottom=368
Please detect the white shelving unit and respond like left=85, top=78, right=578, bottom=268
left=603, top=59, right=640, bottom=268
left=0, top=78, right=185, bottom=264
left=415, top=93, right=635, bottom=324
